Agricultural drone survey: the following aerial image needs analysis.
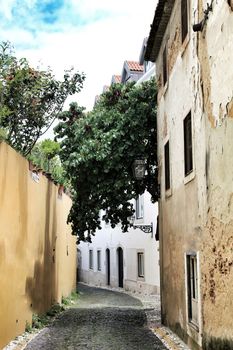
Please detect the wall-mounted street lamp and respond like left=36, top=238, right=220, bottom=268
left=131, top=157, right=153, bottom=237
left=132, top=158, right=146, bottom=180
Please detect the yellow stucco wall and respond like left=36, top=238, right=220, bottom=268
left=0, top=141, right=77, bottom=349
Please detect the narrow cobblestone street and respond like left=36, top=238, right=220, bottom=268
left=24, top=284, right=167, bottom=350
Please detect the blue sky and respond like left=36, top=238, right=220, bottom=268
left=0, top=0, right=156, bottom=110
left=0, top=0, right=114, bottom=46
left=2, top=0, right=64, bottom=29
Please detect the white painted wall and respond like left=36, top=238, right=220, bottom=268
left=78, top=192, right=159, bottom=294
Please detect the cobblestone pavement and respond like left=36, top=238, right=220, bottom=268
left=95, top=284, right=190, bottom=350
left=24, top=284, right=167, bottom=350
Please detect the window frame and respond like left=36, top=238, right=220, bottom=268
left=164, top=140, right=170, bottom=191
left=135, top=194, right=144, bottom=219
left=162, top=45, right=168, bottom=86
left=186, top=253, right=199, bottom=327
left=137, top=252, right=145, bottom=278
left=89, top=249, right=93, bottom=270
left=183, top=111, right=193, bottom=177
left=97, top=249, right=101, bottom=271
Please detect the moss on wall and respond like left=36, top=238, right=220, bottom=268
left=203, top=335, right=233, bottom=350
left=172, top=322, right=188, bottom=344
left=167, top=321, right=201, bottom=350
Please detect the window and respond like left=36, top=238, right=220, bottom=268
left=187, top=254, right=199, bottom=326
left=136, top=194, right=144, bottom=219
left=97, top=250, right=101, bottom=271
left=137, top=252, right=145, bottom=278
left=163, top=46, right=167, bottom=86
left=164, top=141, right=170, bottom=190
left=89, top=250, right=93, bottom=270
left=183, top=112, right=193, bottom=176
left=181, top=0, right=188, bottom=42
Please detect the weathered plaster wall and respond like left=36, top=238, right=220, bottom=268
left=156, top=0, right=206, bottom=348
left=198, top=1, right=233, bottom=346
left=156, top=0, right=233, bottom=348
left=0, top=142, right=76, bottom=349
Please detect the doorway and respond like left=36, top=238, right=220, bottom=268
left=117, top=247, right=124, bottom=288
left=106, top=248, right=110, bottom=285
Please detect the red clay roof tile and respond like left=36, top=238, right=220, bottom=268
left=113, top=75, right=122, bottom=83
left=126, top=61, right=144, bottom=72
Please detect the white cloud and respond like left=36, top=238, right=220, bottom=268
left=69, top=0, right=153, bottom=20
left=0, top=0, right=157, bottom=111
left=0, top=27, right=35, bottom=48
left=0, top=0, right=15, bottom=19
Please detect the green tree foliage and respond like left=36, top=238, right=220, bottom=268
left=29, top=139, right=67, bottom=186
left=0, top=41, right=85, bottom=155
left=40, top=139, right=60, bottom=164
left=55, top=79, right=158, bottom=243
left=30, top=139, right=59, bottom=171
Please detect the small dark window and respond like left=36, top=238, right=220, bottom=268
left=163, top=46, right=167, bottom=86
left=89, top=250, right=93, bottom=270
left=181, top=0, right=188, bottom=42
left=137, top=252, right=144, bottom=278
left=191, top=258, right=196, bottom=299
left=164, top=141, right=170, bottom=190
left=97, top=250, right=101, bottom=271
left=183, top=112, right=193, bottom=176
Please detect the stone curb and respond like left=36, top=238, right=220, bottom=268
left=3, top=329, right=43, bottom=350
left=151, top=326, right=190, bottom=350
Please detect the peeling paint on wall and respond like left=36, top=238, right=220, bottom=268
left=198, top=39, right=215, bottom=127
left=202, top=217, right=233, bottom=336
left=163, top=113, right=168, bottom=138
left=226, top=97, right=233, bottom=118
left=154, top=1, right=233, bottom=348
left=168, top=27, right=181, bottom=74
left=227, top=0, right=233, bottom=11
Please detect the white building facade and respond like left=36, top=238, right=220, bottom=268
left=78, top=191, right=160, bottom=295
